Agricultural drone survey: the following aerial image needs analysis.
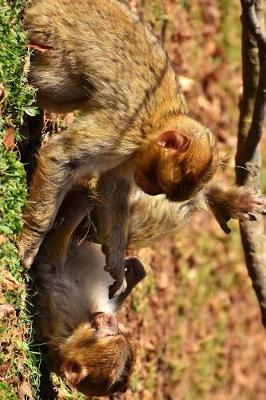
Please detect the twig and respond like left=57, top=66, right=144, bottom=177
left=236, top=0, right=266, bottom=326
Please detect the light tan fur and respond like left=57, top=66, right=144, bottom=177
left=20, top=0, right=218, bottom=294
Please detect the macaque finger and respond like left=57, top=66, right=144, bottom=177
left=104, top=253, right=128, bottom=298
left=219, top=222, right=231, bottom=234
left=247, top=212, right=257, bottom=221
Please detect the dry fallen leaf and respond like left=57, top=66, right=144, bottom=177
left=3, top=127, right=15, bottom=151
left=0, top=234, right=7, bottom=244
left=0, top=304, right=15, bottom=319
left=0, top=364, right=9, bottom=377
left=2, top=274, right=19, bottom=291
left=23, top=55, right=31, bottom=75
left=18, top=381, right=33, bottom=400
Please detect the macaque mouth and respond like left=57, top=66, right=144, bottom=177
left=90, top=312, right=119, bottom=336
left=134, top=170, right=163, bottom=196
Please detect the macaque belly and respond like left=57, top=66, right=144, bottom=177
left=65, top=242, right=116, bottom=314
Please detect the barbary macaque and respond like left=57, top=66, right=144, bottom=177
left=31, top=187, right=146, bottom=397
left=20, top=0, right=218, bottom=294
left=32, top=181, right=265, bottom=396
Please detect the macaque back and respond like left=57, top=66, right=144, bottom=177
left=25, top=0, right=179, bottom=121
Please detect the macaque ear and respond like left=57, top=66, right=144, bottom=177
left=64, top=361, right=87, bottom=386
left=158, top=130, right=191, bottom=152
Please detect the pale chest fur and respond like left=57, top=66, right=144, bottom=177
left=64, top=242, right=116, bottom=314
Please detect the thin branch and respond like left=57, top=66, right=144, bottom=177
left=238, top=1, right=266, bottom=164
left=236, top=0, right=266, bottom=326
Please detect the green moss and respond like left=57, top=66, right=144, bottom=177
left=0, top=0, right=40, bottom=398
left=131, top=273, right=155, bottom=313
left=168, top=226, right=249, bottom=400
left=217, top=0, right=241, bottom=67
left=261, top=168, right=266, bottom=194
left=51, top=374, right=86, bottom=399
left=0, top=382, right=18, bottom=400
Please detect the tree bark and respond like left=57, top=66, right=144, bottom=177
left=236, top=0, right=266, bottom=326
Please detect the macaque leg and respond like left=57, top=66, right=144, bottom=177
left=38, top=187, right=91, bottom=266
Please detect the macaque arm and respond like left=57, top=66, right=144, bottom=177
left=37, top=187, right=91, bottom=266
left=96, top=167, right=133, bottom=296
left=19, top=114, right=124, bottom=267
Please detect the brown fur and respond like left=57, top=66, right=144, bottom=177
left=32, top=187, right=145, bottom=397
left=32, top=182, right=265, bottom=396
left=20, top=0, right=218, bottom=293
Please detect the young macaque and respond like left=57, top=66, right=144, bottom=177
left=32, top=187, right=146, bottom=397
left=20, top=0, right=218, bottom=294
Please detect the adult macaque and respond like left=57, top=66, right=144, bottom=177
left=20, top=0, right=218, bottom=295
left=32, top=187, right=146, bottom=397
left=32, top=181, right=265, bottom=396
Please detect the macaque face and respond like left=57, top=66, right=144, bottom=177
left=135, top=116, right=218, bottom=201
left=62, top=314, right=136, bottom=397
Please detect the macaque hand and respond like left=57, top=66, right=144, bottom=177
left=104, top=253, right=127, bottom=299
left=207, top=184, right=266, bottom=234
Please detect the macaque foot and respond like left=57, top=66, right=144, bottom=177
left=206, top=184, right=266, bottom=234
left=125, top=257, right=146, bottom=284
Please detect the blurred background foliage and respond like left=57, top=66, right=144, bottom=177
left=0, top=1, right=265, bottom=399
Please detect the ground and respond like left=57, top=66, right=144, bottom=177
left=0, top=1, right=265, bottom=399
